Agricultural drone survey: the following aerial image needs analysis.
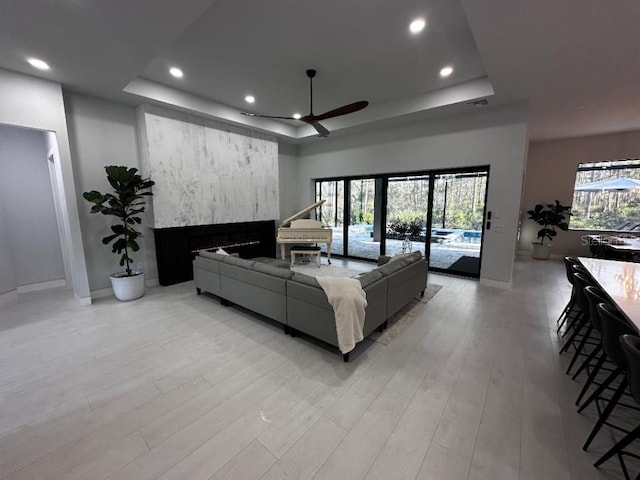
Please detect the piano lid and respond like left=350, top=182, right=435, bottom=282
left=280, top=199, right=326, bottom=227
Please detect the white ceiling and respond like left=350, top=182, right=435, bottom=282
left=1, top=0, right=638, bottom=142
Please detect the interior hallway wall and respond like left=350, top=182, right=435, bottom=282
left=0, top=68, right=90, bottom=302
left=520, top=130, right=640, bottom=257
left=0, top=198, right=15, bottom=295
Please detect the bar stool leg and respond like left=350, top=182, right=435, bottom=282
left=594, top=423, right=640, bottom=468
left=583, top=377, right=628, bottom=451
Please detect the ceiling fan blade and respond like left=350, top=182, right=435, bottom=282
left=241, top=112, right=297, bottom=120
left=313, top=101, right=369, bottom=121
left=309, top=121, right=330, bottom=137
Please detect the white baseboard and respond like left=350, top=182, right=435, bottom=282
left=480, top=277, right=512, bottom=289
left=16, top=279, right=66, bottom=293
left=0, top=290, right=18, bottom=305
left=76, top=295, right=92, bottom=306
left=90, top=287, right=114, bottom=300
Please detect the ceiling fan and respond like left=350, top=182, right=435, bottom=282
left=241, top=69, right=368, bottom=137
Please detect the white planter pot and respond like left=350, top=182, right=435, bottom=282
left=110, top=272, right=145, bottom=301
left=531, top=243, right=552, bottom=260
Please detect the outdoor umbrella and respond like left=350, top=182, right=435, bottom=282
left=575, top=177, right=640, bottom=192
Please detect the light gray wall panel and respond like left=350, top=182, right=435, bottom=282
left=278, top=142, right=300, bottom=222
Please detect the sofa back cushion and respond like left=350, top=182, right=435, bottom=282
left=291, top=272, right=320, bottom=288
left=377, top=251, right=422, bottom=276
left=198, top=250, right=228, bottom=262
left=358, top=270, right=383, bottom=288
left=253, top=262, right=294, bottom=280
left=221, top=255, right=256, bottom=269
left=220, top=261, right=288, bottom=295
left=194, top=255, right=220, bottom=273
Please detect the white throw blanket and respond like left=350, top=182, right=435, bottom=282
left=316, top=276, right=368, bottom=354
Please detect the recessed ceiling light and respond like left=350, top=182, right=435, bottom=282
left=293, top=113, right=302, bottom=120
left=169, top=67, right=183, bottom=78
left=409, top=17, right=426, bottom=34
left=245, top=95, right=255, bottom=104
left=440, top=66, right=453, bottom=77
left=27, top=58, right=50, bottom=70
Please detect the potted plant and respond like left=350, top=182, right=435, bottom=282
left=527, top=200, right=572, bottom=260
left=83, top=166, right=155, bottom=301
left=388, top=219, right=424, bottom=252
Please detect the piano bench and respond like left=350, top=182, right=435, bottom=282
left=290, top=245, right=322, bottom=268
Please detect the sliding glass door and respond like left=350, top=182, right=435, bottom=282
left=314, top=167, right=488, bottom=278
left=348, top=178, right=378, bottom=260
left=429, top=171, right=487, bottom=277
left=316, top=180, right=344, bottom=256
left=385, top=175, right=430, bottom=257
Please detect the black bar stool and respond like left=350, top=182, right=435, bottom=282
left=579, top=303, right=639, bottom=451
left=557, top=256, right=581, bottom=333
left=573, top=285, right=614, bottom=406
left=563, top=272, right=601, bottom=375
left=594, top=334, right=640, bottom=479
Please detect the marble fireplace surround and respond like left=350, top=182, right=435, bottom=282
left=136, top=105, right=281, bottom=286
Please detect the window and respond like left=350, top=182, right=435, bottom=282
left=571, top=159, right=640, bottom=230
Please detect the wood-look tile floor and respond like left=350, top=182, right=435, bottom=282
left=0, top=258, right=635, bottom=479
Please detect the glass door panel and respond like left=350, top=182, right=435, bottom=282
left=348, top=179, right=378, bottom=259
left=316, top=180, right=344, bottom=256
left=385, top=175, right=430, bottom=257
left=429, top=171, right=487, bottom=277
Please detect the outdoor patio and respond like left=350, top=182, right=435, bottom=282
left=321, top=226, right=481, bottom=272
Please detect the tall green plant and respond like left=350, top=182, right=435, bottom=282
left=83, top=166, right=154, bottom=276
left=527, top=200, right=572, bottom=245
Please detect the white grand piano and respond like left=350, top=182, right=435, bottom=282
left=277, top=199, right=332, bottom=264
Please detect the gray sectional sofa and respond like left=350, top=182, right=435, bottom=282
left=193, top=250, right=427, bottom=361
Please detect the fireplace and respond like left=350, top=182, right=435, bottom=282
left=153, top=220, right=277, bottom=286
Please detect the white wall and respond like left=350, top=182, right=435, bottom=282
left=520, top=130, right=640, bottom=257
left=0, top=68, right=90, bottom=301
left=0, top=126, right=65, bottom=288
left=64, top=92, right=154, bottom=291
left=0, top=198, right=15, bottom=295
left=278, top=142, right=300, bottom=222
left=296, top=105, right=529, bottom=284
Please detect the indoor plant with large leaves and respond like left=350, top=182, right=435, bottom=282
left=527, top=200, right=572, bottom=260
left=83, top=165, right=155, bottom=300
